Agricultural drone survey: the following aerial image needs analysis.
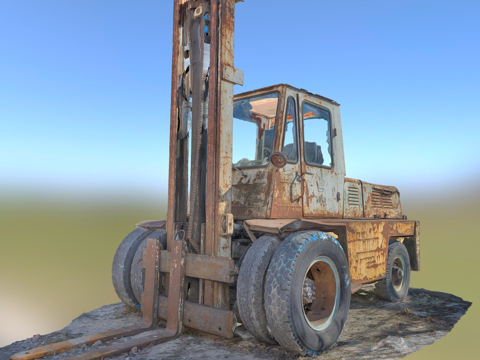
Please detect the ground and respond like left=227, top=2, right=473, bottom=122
left=1, top=285, right=471, bottom=360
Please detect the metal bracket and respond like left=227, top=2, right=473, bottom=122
left=160, top=250, right=236, bottom=283
left=222, top=65, right=244, bottom=86
left=221, top=213, right=234, bottom=236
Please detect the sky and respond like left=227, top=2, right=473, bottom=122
left=0, top=0, right=479, bottom=200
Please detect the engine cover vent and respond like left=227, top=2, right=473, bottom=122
left=348, top=186, right=361, bottom=206
left=372, top=188, right=394, bottom=209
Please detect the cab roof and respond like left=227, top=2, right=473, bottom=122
left=234, top=84, right=340, bottom=106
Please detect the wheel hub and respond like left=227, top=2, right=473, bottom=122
left=392, top=255, right=406, bottom=291
left=302, top=256, right=340, bottom=331
left=303, top=278, right=316, bottom=305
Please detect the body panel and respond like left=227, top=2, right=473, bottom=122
left=343, top=178, right=364, bottom=218
left=232, top=166, right=273, bottom=219
left=362, top=181, right=403, bottom=219
left=270, top=86, right=303, bottom=219
left=244, top=218, right=417, bottom=284
left=297, top=92, right=345, bottom=218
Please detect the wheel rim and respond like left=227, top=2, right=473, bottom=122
left=392, top=255, right=406, bottom=291
left=301, top=256, right=340, bottom=331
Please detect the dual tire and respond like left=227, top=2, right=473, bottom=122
left=112, top=228, right=167, bottom=308
left=238, top=231, right=351, bottom=355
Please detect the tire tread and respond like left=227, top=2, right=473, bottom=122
left=374, top=241, right=411, bottom=302
left=237, top=235, right=280, bottom=344
left=265, top=231, right=349, bottom=355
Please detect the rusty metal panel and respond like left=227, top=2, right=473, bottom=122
left=157, top=296, right=235, bottom=338
left=135, top=219, right=166, bottom=231
left=160, top=250, right=236, bottom=283
left=244, top=218, right=350, bottom=234
left=232, top=167, right=272, bottom=219
left=390, top=220, right=415, bottom=235
left=346, top=221, right=388, bottom=283
left=270, top=165, right=303, bottom=218
left=270, top=86, right=303, bottom=219
left=345, top=220, right=415, bottom=283
left=362, top=181, right=403, bottom=219
left=244, top=218, right=415, bottom=284
left=244, top=218, right=298, bottom=234
left=343, top=178, right=364, bottom=218
left=297, top=91, right=345, bottom=218
left=302, top=162, right=343, bottom=218
left=245, top=218, right=414, bottom=234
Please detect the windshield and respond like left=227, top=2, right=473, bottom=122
left=232, top=92, right=279, bottom=168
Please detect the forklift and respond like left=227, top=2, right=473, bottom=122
left=11, top=0, right=420, bottom=358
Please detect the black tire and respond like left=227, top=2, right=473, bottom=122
left=112, top=228, right=152, bottom=308
left=237, top=235, right=281, bottom=345
left=375, top=241, right=411, bottom=302
left=130, top=230, right=168, bottom=307
left=265, top=231, right=351, bottom=355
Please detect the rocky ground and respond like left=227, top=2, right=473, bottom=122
left=1, top=286, right=471, bottom=360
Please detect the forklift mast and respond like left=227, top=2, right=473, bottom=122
left=10, top=2, right=244, bottom=359
left=167, top=0, right=243, bottom=309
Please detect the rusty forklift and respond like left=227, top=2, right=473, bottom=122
left=12, top=0, right=420, bottom=358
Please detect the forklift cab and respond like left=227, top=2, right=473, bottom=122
left=231, top=84, right=346, bottom=220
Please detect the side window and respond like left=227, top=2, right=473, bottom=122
left=282, top=97, right=298, bottom=162
left=302, top=102, right=332, bottom=168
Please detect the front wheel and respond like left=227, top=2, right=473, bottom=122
left=265, top=231, right=351, bottom=355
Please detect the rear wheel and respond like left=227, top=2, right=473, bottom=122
left=130, top=230, right=167, bottom=306
left=112, top=228, right=152, bottom=308
left=374, top=241, right=410, bottom=302
left=237, top=235, right=280, bottom=344
left=265, top=231, right=351, bottom=355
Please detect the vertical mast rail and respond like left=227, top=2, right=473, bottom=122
left=205, top=0, right=243, bottom=309
left=167, top=0, right=189, bottom=252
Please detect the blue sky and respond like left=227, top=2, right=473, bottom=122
left=1, top=0, right=479, bottom=198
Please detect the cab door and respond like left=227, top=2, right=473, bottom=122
left=298, top=92, right=344, bottom=218
left=270, top=88, right=302, bottom=218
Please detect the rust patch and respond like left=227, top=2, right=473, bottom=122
left=363, top=181, right=403, bottom=219
left=244, top=218, right=416, bottom=284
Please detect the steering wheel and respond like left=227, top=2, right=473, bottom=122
left=263, top=148, right=272, bottom=160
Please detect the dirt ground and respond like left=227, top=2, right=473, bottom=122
left=1, top=285, right=471, bottom=360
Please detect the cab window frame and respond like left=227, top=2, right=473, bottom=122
left=301, top=100, right=334, bottom=170
left=282, top=96, right=300, bottom=164
left=232, top=90, right=281, bottom=169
